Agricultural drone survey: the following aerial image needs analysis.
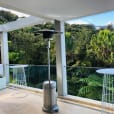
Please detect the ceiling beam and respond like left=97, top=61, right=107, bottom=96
left=0, top=16, right=49, bottom=32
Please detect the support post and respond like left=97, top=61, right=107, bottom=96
left=55, top=20, right=67, bottom=96
left=0, top=32, right=9, bottom=84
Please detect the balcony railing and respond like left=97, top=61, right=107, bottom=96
left=9, top=64, right=103, bottom=101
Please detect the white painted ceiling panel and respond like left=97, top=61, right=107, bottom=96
left=0, top=0, right=114, bottom=21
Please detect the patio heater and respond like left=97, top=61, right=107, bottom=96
left=37, top=29, right=59, bottom=113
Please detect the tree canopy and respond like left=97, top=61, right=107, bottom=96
left=0, top=10, right=18, bottom=24
left=0, top=10, right=114, bottom=67
left=87, top=29, right=114, bottom=66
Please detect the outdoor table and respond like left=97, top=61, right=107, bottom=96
left=96, top=68, right=114, bottom=114
left=10, top=65, right=28, bottom=86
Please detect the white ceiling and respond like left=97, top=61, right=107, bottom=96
left=0, top=0, right=114, bottom=21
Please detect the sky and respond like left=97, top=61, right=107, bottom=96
left=67, top=11, right=114, bottom=26
left=0, top=7, right=114, bottom=26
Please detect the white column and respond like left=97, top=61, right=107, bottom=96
left=55, top=20, right=67, bottom=96
left=0, top=32, right=9, bottom=84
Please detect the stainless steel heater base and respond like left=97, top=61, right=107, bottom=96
left=42, top=81, right=59, bottom=113
left=43, top=104, right=59, bottom=113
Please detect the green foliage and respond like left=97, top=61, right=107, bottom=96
left=9, top=52, right=20, bottom=63
left=67, top=67, right=90, bottom=96
left=67, top=66, right=103, bottom=100
left=26, top=65, right=56, bottom=89
left=65, top=24, right=96, bottom=66
left=78, top=74, right=102, bottom=100
left=87, top=30, right=114, bottom=66
left=9, top=28, right=48, bottom=64
left=65, top=32, right=76, bottom=65
left=0, top=10, right=18, bottom=24
left=79, top=74, right=102, bottom=86
left=78, top=86, right=102, bottom=100
left=67, top=75, right=81, bottom=95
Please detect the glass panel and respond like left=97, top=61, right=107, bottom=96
left=9, top=64, right=103, bottom=101
left=9, top=64, right=57, bottom=89
left=67, top=66, right=103, bottom=101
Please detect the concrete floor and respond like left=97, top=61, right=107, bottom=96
left=0, top=88, right=101, bottom=114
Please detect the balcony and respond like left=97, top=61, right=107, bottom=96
left=0, top=1, right=114, bottom=114
left=0, top=64, right=102, bottom=114
left=0, top=87, right=101, bottom=114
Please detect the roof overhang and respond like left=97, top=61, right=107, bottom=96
left=0, top=0, right=114, bottom=21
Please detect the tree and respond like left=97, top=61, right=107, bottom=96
left=9, top=28, right=48, bottom=64
left=87, top=29, right=114, bottom=66
left=65, top=24, right=96, bottom=67
left=0, top=10, right=18, bottom=24
left=8, top=22, right=56, bottom=65
left=65, top=32, right=76, bottom=65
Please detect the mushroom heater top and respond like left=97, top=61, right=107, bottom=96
left=36, top=29, right=59, bottom=39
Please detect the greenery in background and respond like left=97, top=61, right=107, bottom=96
left=1, top=10, right=114, bottom=101
left=25, top=65, right=56, bottom=89
left=87, top=29, right=114, bottom=66
left=79, top=74, right=102, bottom=100
left=0, top=10, right=18, bottom=24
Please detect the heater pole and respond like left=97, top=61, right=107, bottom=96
left=47, top=39, right=51, bottom=84
left=47, top=39, right=52, bottom=111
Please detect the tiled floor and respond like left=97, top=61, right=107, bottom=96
left=0, top=88, right=101, bottom=114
